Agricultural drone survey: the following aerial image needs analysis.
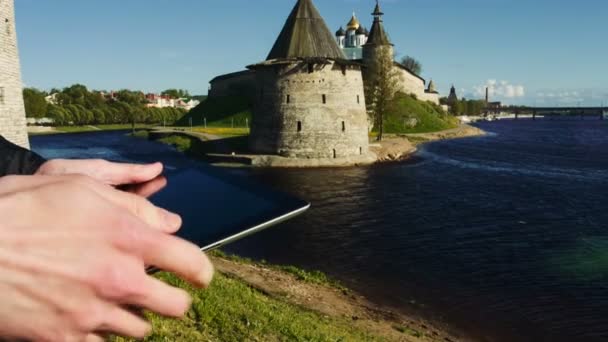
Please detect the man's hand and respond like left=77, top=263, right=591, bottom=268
left=0, top=175, right=214, bottom=341
left=36, top=159, right=166, bottom=197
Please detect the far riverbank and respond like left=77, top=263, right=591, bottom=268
left=372, top=124, right=486, bottom=162
left=140, top=124, right=485, bottom=168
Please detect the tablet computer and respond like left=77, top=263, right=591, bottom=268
left=149, top=167, right=310, bottom=252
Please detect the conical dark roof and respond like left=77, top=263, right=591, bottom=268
left=266, top=0, right=345, bottom=60
left=366, top=1, right=391, bottom=46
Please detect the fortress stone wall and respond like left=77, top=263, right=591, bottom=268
left=209, top=70, right=256, bottom=98
left=249, top=60, right=370, bottom=159
left=0, top=0, right=29, bottom=148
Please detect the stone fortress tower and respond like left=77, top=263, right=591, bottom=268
left=362, top=2, right=393, bottom=67
left=0, top=0, right=29, bottom=148
left=248, top=0, right=371, bottom=161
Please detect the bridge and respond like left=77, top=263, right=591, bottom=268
left=484, top=106, right=607, bottom=120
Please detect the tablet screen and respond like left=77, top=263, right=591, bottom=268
left=149, top=168, right=309, bottom=250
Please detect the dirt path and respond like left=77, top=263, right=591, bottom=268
left=212, top=257, right=471, bottom=342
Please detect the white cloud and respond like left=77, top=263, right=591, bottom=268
left=472, top=79, right=526, bottom=99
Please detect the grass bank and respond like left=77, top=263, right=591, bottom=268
left=176, top=95, right=252, bottom=128
left=383, top=93, right=459, bottom=134
left=28, top=124, right=154, bottom=135
left=111, top=252, right=458, bottom=342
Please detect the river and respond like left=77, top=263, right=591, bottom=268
left=31, top=119, right=608, bottom=342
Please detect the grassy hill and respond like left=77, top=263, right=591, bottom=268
left=178, top=93, right=457, bottom=135
left=382, top=93, right=459, bottom=134
left=176, top=96, right=252, bottom=128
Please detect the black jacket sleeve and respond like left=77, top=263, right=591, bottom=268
left=0, top=135, right=46, bottom=176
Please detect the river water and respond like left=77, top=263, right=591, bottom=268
left=31, top=119, right=608, bottom=342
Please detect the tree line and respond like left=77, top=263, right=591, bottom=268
left=23, top=84, right=188, bottom=126
left=440, top=97, right=487, bottom=116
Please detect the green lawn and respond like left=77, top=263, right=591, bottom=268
left=192, top=126, right=250, bottom=137
left=111, top=268, right=384, bottom=342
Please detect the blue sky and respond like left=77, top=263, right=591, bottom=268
left=15, top=0, right=608, bottom=106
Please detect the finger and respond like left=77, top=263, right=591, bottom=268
left=97, top=306, right=152, bottom=339
left=0, top=175, right=181, bottom=233
left=122, top=176, right=167, bottom=198
left=128, top=231, right=214, bottom=288
left=72, top=177, right=180, bottom=233
left=131, top=277, right=192, bottom=317
left=39, top=159, right=164, bottom=186
left=98, top=161, right=164, bottom=186
left=65, top=176, right=180, bottom=234
left=84, top=334, right=106, bottom=342
left=97, top=186, right=181, bottom=233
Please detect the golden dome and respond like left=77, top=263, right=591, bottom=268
left=346, top=13, right=360, bottom=30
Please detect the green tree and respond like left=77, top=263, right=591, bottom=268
left=400, top=56, right=422, bottom=75
left=162, top=89, right=190, bottom=99
left=47, top=105, right=67, bottom=125
left=91, top=108, right=106, bottom=125
left=23, top=88, right=48, bottom=118
left=364, top=47, right=403, bottom=141
left=61, top=84, right=89, bottom=106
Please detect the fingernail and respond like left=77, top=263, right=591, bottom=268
left=162, top=209, right=182, bottom=230
left=180, top=291, right=193, bottom=316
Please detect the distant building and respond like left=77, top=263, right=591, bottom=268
left=145, top=93, right=174, bottom=108
left=45, top=93, right=59, bottom=105
left=447, top=85, right=458, bottom=108
left=486, top=101, right=502, bottom=115
left=335, top=13, right=368, bottom=60
left=145, top=93, right=200, bottom=110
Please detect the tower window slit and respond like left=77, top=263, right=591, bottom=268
left=322, top=94, right=327, bottom=104
left=357, top=95, right=360, bottom=104
left=333, top=149, right=337, bottom=159
left=0, top=87, right=4, bottom=105
left=286, top=94, right=290, bottom=104
left=342, top=121, right=346, bottom=132
left=297, top=121, right=302, bottom=132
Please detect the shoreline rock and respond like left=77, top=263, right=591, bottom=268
left=371, top=124, right=486, bottom=164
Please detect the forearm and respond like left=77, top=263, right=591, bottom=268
left=0, top=136, right=46, bottom=176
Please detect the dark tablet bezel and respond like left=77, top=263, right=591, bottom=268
left=151, top=165, right=310, bottom=252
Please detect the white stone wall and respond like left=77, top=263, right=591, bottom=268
left=364, top=44, right=440, bottom=105
left=0, top=0, right=29, bottom=148
left=250, top=60, right=370, bottom=159
left=419, top=92, right=440, bottom=104
left=395, top=67, right=440, bottom=105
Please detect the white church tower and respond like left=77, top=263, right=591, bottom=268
left=335, top=12, right=368, bottom=60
